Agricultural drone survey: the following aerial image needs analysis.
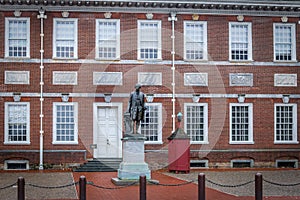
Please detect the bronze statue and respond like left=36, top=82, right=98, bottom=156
left=127, top=83, right=146, bottom=134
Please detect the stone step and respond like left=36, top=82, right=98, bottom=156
left=73, top=158, right=122, bottom=172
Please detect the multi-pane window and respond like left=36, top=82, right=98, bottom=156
left=274, top=104, right=298, bottom=143
left=273, top=24, right=296, bottom=61
left=5, top=18, right=30, bottom=58
left=230, top=103, right=253, bottom=144
left=5, top=103, right=30, bottom=144
left=141, top=103, right=162, bottom=144
left=184, top=103, right=208, bottom=143
left=96, top=19, right=120, bottom=60
left=53, top=103, right=78, bottom=144
left=184, top=21, right=207, bottom=60
left=138, top=20, right=161, bottom=60
left=229, top=22, right=252, bottom=61
left=53, top=19, right=78, bottom=59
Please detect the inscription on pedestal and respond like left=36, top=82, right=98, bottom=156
left=123, top=140, right=145, bottom=163
left=117, top=137, right=151, bottom=180
left=5, top=71, right=30, bottom=85
left=274, top=74, right=297, bottom=87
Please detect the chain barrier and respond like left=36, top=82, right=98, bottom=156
left=147, top=179, right=197, bottom=187
left=26, top=181, right=79, bottom=189
left=0, top=182, right=17, bottom=190
left=263, top=178, right=300, bottom=187
left=206, top=178, right=254, bottom=188
left=88, top=181, right=138, bottom=190
left=1, top=173, right=300, bottom=198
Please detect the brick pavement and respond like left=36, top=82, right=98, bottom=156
left=73, top=171, right=239, bottom=200
left=72, top=171, right=300, bottom=200
left=1, top=170, right=300, bottom=199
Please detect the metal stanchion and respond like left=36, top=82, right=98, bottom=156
left=140, top=175, right=146, bottom=200
left=255, top=173, right=263, bottom=200
left=79, top=176, right=87, bottom=200
left=198, top=173, right=205, bottom=200
left=18, top=177, right=25, bottom=200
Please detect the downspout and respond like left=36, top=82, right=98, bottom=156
left=37, top=8, right=47, bottom=170
left=168, top=13, right=177, bottom=133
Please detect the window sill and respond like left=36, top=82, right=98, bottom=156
left=137, top=59, right=163, bottom=63
left=229, top=59, right=254, bottom=63
left=184, top=59, right=208, bottom=62
left=229, top=141, right=254, bottom=145
left=4, top=142, right=30, bottom=145
left=95, top=58, right=120, bottom=61
left=52, top=57, right=78, bottom=60
left=273, top=60, right=298, bottom=63
left=4, top=56, right=30, bottom=60
left=274, top=141, right=299, bottom=144
left=52, top=142, right=78, bottom=145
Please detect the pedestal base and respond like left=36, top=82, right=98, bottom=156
left=112, top=177, right=159, bottom=186
left=116, top=136, right=151, bottom=180
left=118, top=162, right=151, bottom=180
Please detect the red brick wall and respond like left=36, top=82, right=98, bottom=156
left=0, top=10, right=299, bottom=168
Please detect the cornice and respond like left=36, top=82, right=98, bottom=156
left=0, top=0, right=299, bottom=16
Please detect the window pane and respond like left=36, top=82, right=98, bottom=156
left=55, top=20, right=76, bottom=58
left=186, top=105, right=206, bottom=142
left=141, top=105, right=159, bottom=142
left=55, top=104, right=75, bottom=142
left=185, top=22, right=205, bottom=60
left=275, top=105, right=294, bottom=142
left=230, top=24, right=250, bottom=61
left=7, top=104, right=28, bottom=142
left=274, top=25, right=293, bottom=61
left=231, top=105, right=250, bottom=142
left=139, top=21, right=160, bottom=59
left=8, top=19, right=28, bottom=57
left=97, top=21, right=118, bottom=59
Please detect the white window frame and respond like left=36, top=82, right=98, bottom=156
left=137, top=20, right=162, bottom=60
left=95, top=19, right=120, bottom=60
left=229, top=22, right=252, bottom=61
left=4, top=102, right=30, bottom=145
left=274, top=104, right=298, bottom=144
left=4, top=160, right=29, bottom=170
left=53, top=18, right=78, bottom=59
left=53, top=102, right=78, bottom=144
left=184, top=21, right=208, bottom=61
left=5, top=17, right=30, bottom=58
left=141, top=103, right=162, bottom=144
left=229, top=103, right=254, bottom=144
left=273, top=23, right=296, bottom=62
left=184, top=103, right=208, bottom=144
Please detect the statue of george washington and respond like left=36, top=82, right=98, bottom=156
left=127, top=83, right=146, bottom=134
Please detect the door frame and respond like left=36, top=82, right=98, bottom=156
left=93, top=102, right=123, bottom=158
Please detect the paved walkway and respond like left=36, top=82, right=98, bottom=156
left=73, top=171, right=240, bottom=200
left=73, top=170, right=300, bottom=200
left=165, top=169, right=300, bottom=200
left=0, top=172, right=77, bottom=200
left=0, top=169, right=300, bottom=199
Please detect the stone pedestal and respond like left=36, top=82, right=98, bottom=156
left=118, top=136, right=151, bottom=180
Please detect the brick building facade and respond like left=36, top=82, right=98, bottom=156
left=0, top=0, right=299, bottom=170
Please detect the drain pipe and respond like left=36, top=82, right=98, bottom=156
left=168, top=12, right=177, bottom=133
left=37, top=8, right=47, bottom=170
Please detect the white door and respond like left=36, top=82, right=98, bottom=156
left=94, top=106, right=120, bottom=158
